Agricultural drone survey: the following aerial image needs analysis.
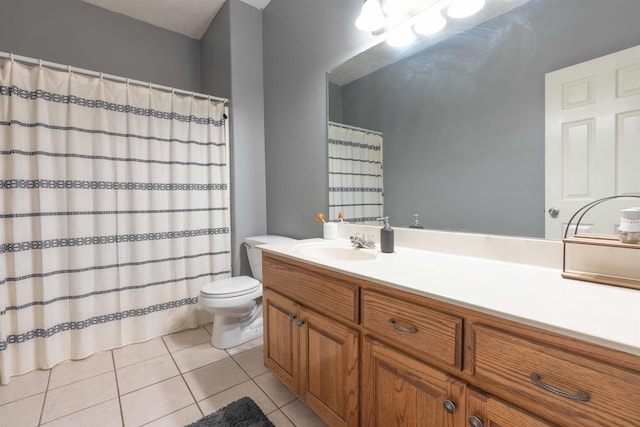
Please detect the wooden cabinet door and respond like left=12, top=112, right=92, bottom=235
left=263, top=289, right=300, bottom=394
left=362, top=336, right=466, bottom=427
left=300, top=307, right=359, bottom=427
left=466, top=387, right=556, bottom=427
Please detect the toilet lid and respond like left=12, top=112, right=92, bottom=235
left=201, top=276, right=260, bottom=298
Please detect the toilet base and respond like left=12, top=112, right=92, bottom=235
left=210, top=303, right=263, bottom=349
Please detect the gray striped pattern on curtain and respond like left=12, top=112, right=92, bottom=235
left=328, top=122, right=384, bottom=225
left=0, top=59, right=231, bottom=384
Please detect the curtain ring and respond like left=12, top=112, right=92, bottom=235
left=10, top=53, right=14, bottom=62
left=99, top=72, right=103, bottom=81
left=68, top=64, right=72, bottom=73
left=38, top=58, right=43, bottom=68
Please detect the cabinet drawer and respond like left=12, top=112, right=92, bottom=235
left=263, top=254, right=359, bottom=324
left=471, top=324, right=640, bottom=427
left=362, top=290, right=463, bottom=369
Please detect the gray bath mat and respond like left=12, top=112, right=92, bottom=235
left=185, top=396, right=275, bottom=427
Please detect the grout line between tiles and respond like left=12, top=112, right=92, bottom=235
left=36, top=369, right=52, bottom=426
left=252, top=373, right=297, bottom=411
left=275, top=406, right=299, bottom=427
left=161, top=326, right=211, bottom=355
left=38, top=369, right=121, bottom=426
left=162, top=330, right=204, bottom=420
left=111, top=349, right=125, bottom=427
left=115, top=352, right=181, bottom=396
left=139, top=403, right=197, bottom=427
left=193, top=377, right=254, bottom=406
left=227, top=355, right=285, bottom=417
left=39, top=397, right=121, bottom=427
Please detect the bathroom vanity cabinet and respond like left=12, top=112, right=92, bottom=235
left=262, top=255, right=360, bottom=427
left=362, top=336, right=468, bottom=426
left=262, top=252, right=640, bottom=427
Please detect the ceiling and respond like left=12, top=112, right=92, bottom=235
left=81, top=0, right=271, bottom=40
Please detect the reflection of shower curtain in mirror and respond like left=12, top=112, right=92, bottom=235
left=0, top=58, right=231, bottom=384
left=328, top=122, right=383, bottom=225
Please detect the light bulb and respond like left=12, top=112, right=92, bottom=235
left=355, top=0, right=386, bottom=32
left=386, top=26, right=416, bottom=47
left=448, top=0, right=485, bottom=19
left=383, top=0, right=416, bottom=16
left=414, top=10, right=446, bottom=35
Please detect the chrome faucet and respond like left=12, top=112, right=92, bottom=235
left=350, top=234, right=375, bottom=249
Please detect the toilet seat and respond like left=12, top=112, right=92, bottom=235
left=200, top=276, right=260, bottom=299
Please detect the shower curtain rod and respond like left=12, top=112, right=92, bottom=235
left=329, top=121, right=383, bottom=136
left=0, top=51, right=228, bottom=104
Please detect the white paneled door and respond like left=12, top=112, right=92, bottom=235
left=545, top=44, right=640, bottom=239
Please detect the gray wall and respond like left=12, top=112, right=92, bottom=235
left=201, top=1, right=232, bottom=99
left=0, top=0, right=201, bottom=91
left=328, top=83, right=343, bottom=124
left=264, top=0, right=640, bottom=238
left=202, top=0, right=267, bottom=275
left=263, top=0, right=372, bottom=239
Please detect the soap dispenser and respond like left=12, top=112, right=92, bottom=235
left=377, top=217, right=394, bottom=253
left=409, top=214, right=424, bottom=229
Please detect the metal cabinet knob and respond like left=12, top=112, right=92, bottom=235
left=468, top=415, right=483, bottom=427
left=297, top=319, right=305, bottom=327
left=443, top=400, right=456, bottom=414
left=548, top=207, right=560, bottom=217
left=288, top=313, right=296, bottom=321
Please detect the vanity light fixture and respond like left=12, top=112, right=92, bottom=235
left=355, top=0, right=386, bottom=32
left=414, top=10, right=447, bottom=35
left=386, top=25, right=417, bottom=47
left=355, top=0, right=486, bottom=47
left=382, top=0, right=415, bottom=15
left=447, top=0, right=485, bottom=18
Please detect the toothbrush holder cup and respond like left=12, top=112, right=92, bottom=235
left=323, top=222, right=338, bottom=240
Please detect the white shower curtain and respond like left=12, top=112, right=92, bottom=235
left=0, top=59, right=231, bottom=384
left=328, top=122, right=383, bottom=224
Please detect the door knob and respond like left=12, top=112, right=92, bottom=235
left=548, top=207, right=560, bottom=217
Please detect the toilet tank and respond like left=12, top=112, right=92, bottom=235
left=244, top=235, right=296, bottom=282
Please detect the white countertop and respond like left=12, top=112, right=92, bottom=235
left=262, top=238, right=640, bottom=356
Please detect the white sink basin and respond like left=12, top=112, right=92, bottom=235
left=292, top=242, right=378, bottom=261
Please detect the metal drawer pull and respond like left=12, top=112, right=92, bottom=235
left=388, top=319, right=417, bottom=333
left=529, top=373, right=590, bottom=402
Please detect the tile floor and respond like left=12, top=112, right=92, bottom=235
left=0, top=325, right=328, bottom=427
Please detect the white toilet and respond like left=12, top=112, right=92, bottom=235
left=200, top=235, right=296, bottom=349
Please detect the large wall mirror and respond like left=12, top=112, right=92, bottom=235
left=327, top=0, right=640, bottom=240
